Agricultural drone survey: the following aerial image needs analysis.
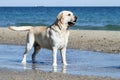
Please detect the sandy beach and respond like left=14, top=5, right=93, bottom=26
left=69, top=30, right=120, bottom=53
left=0, top=27, right=120, bottom=80
left=1, top=27, right=120, bottom=53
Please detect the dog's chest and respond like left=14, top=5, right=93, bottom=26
left=50, top=30, right=69, bottom=49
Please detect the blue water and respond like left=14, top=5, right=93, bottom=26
left=0, top=44, right=120, bottom=78
left=0, top=7, right=120, bottom=30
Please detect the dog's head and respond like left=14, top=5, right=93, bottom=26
left=57, top=11, right=77, bottom=27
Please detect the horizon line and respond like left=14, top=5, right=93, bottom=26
left=0, top=5, right=120, bottom=7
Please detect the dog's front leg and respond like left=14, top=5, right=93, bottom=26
left=60, top=47, right=67, bottom=65
left=52, top=47, right=58, bottom=66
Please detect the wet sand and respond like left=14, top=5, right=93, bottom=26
left=0, top=27, right=120, bottom=80
left=0, top=68, right=118, bottom=80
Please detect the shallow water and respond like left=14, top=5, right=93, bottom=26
left=0, top=45, right=120, bottom=78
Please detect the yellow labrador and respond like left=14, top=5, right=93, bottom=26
left=9, top=10, right=77, bottom=66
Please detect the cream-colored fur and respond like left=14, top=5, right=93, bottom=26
left=9, top=10, right=77, bottom=66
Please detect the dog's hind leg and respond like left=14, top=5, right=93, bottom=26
left=22, top=32, right=35, bottom=64
left=32, top=42, right=41, bottom=63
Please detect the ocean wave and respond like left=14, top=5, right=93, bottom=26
left=73, top=24, right=120, bottom=31
left=9, top=23, right=120, bottom=31
left=104, top=25, right=120, bottom=30
left=6, top=23, right=120, bottom=31
left=15, top=23, right=48, bottom=26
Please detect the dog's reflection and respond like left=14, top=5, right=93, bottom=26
left=22, top=63, right=67, bottom=73
left=22, top=63, right=27, bottom=70
left=52, top=65, right=67, bottom=73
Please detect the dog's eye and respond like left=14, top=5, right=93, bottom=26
left=68, top=14, right=71, bottom=16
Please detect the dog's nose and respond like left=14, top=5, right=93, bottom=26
left=74, top=16, right=77, bottom=22
left=75, top=16, right=77, bottom=19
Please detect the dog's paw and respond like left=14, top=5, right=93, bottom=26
left=21, top=61, right=26, bottom=65
left=63, top=63, right=68, bottom=66
left=52, top=63, right=57, bottom=67
left=32, top=61, right=37, bottom=63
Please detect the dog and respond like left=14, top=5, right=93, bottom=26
left=9, top=10, right=77, bottom=66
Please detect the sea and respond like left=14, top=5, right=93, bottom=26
left=0, top=7, right=120, bottom=30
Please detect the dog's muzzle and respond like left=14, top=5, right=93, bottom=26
left=68, top=16, right=77, bottom=26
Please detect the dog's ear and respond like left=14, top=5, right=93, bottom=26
left=57, top=12, right=63, bottom=20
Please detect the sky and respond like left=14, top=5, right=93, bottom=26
left=0, top=0, right=120, bottom=6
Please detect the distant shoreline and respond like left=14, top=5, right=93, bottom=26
left=0, top=6, right=120, bottom=7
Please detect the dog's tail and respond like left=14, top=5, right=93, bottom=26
left=9, top=26, right=33, bottom=31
